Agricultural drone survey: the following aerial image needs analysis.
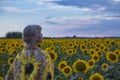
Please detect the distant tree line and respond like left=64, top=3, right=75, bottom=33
left=5, top=32, right=22, bottom=38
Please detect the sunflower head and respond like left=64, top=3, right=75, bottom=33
left=83, top=48, right=88, bottom=54
left=102, top=63, right=109, bottom=71
left=73, top=59, right=88, bottom=73
left=95, top=43, right=101, bottom=48
left=89, top=73, right=104, bottom=80
left=67, top=49, right=74, bottom=55
left=96, top=51, right=103, bottom=57
left=89, top=49, right=95, bottom=56
left=25, top=63, right=34, bottom=75
left=106, top=52, right=118, bottom=63
left=44, top=48, right=53, bottom=53
left=20, top=57, right=39, bottom=80
left=61, top=46, right=67, bottom=53
left=114, top=49, right=120, bottom=56
left=37, top=43, right=42, bottom=48
left=0, top=76, right=3, bottom=80
left=80, top=44, right=86, bottom=50
left=0, top=48, right=6, bottom=54
left=92, top=54, right=100, bottom=62
left=62, top=66, right=72, bottom=76
left=58, top=60, right=67, bottom=71
left=87, top=59, right=95, bottom=69
left=8, top=57, right=14, bottom=65
left=103, top=47, right=108, bottom=53
left=0, top=60, right=3, bottom=65
left=56, top=76, right=62, bottom=80
left=48, top=51, right=57, bottom=61
left=78, top=77, right=84, bottom=80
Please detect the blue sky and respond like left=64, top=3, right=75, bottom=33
left=0, top=0, right=120, bottom=37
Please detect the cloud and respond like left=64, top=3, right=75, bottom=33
left=0, top=0, right=120, bottom=37
left=0, top=3, right=92, bottom=14
left=113, top=0, right=120, bottom=2
left=38, top=0, right=61, bottom=2
left=37, top=0, right=61, bottom=4
left=0, top=6, right=20, bottom=13
left=45, top=15, right=119, bottom=26
left=0, top=15, right=120, bottom=37
left=53, top=0, right=120, bottom=15
left=37, top=1, right=93, bottom=12
left=49, top=4, right=92, bottom=12
left=0, top=6, right=43, bottom=13
left=42, top=15, right=120, bottom=37
left=45, top=17, right=98, bottom=29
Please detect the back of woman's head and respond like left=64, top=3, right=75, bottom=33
left=23, top=25, right=42, bottom=44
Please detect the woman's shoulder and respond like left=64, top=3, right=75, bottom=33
left=37, top=49, right=52, bottom=60
left=12, top=51, right=25, bottom=64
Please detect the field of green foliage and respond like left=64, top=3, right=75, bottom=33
left=0, top=38, right=120, bottom=80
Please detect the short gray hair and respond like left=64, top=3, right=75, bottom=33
left=23, top=25, right=42, bottom=44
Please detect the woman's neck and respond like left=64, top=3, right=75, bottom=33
left=25, top=41, right=38, bottom=50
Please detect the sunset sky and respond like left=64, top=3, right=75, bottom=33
left=0, top=0, right=120, bottom=37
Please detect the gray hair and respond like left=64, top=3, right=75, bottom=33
left=23, top=25, right=42, bottom=44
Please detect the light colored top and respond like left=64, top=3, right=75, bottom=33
left=5, top=49, right=54, bottom=80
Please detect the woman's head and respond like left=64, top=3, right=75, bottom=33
left=23, top=25, right=43, bottom=44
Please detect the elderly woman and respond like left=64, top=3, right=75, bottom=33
left=5, top=25, right=54, bottom=80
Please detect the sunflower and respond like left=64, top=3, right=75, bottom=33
left=73, top=59, right=88, bottom=73
left=6, top=45, right=10, bottom=50
left=62, top=66, right=72, bottom=76
left=20, top=57, right=39, bottom=80
left=66, top=49, right=74, bottom=55
left=48, top=52, right=57, bottom=61
left=95, top=48, right=100, bottom=52
left=50, top=47, right=55, bottom=51
left=14, top=49, right=18, bottom=54
left=82, top=48, right=88, bottom=54
left=103, top=47, right=109, bottom=53
left=61, top=46, right=67, bottom=53
left=102, top=63, right=109, bottom=71
left=89, top=49, right=95, bottom=56
left=2, top=41, right=7, bottom=46
left=114, top=49, right=120, bottom=56
left=0, top=76, right=3, bottom=80
left=110, top=40, right=115, bottom=46
left=80, top=44, right=86, bottom=50
left=73, top=49, right=77, bottom=54
left=20, top=44, right=24, bottom=50
left=0, top=48, right=6, bottom=54
left=8, top=57, right=14, bottom=65
left=89, top=73, right=104, bottom=80
left=56, top=76, right=62, bottom=80
left=44, top=48, right=53, bottom=53
left=78, top=77, right=84, bottom=80
left=105, top=39, right=110, bottom=46
left=44, top=49, right=57, bottom=62
left=0, top=60, right=3, bottom=65
left=92, top=54, right=100, bottom=62
left=69, top=43, right=73, bottom=48
left=106, top=52, right=118, bottom=63
left=10, top=42, right=16, bottom=48
left=95, top=43, right=101, bottom=48
left=87, top=59, right=95, bottom=69
left=37, top=43, right=42, bottom=48
left=58, top=60, right=67, bottom=71
left=8, top=48, right=14, bottom=55
left=72, top=45, right=78, bottom=50
left=100, top=45, right=105, bottom=50
left=96, top=51, right=103, bottom=57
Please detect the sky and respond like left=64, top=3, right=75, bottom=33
left=0, top=0, right=120, bottom=37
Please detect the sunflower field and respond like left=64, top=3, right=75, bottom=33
left=0, top=38, right=120, bottom=80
